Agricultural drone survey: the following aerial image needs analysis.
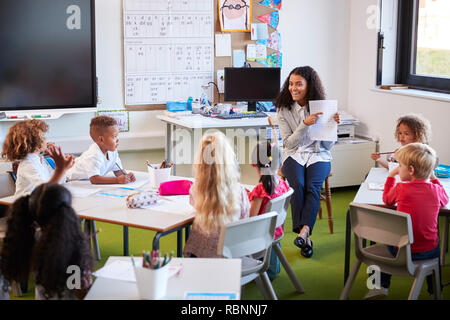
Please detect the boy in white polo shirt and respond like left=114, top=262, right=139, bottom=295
left=67, top=116, right=135, bottom=184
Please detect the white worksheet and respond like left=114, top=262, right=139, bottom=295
left=123, top=0, right=214, bottom=105
left=308, top=100, right=338, bottom=141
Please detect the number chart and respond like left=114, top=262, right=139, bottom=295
left=123, top=0, right=214, bottom=105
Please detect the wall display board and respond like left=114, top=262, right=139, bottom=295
left=123, top=0, right=215, bottom=105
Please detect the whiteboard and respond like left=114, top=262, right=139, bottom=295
left=123, top=0, right=214, bottom=105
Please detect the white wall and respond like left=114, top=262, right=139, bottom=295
left=347, top=0, right=450, bottom=163
left=278, top=0, right=351, bottom=108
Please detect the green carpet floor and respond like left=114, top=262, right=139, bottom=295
left=11, top=186, right=450, bottom=300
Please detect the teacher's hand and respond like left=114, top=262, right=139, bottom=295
left=303, top=112, right=323, bottom=126
left=334, top=112, right=340, bottom=124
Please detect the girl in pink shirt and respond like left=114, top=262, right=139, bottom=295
left=248, top=141, right=290, bottom=280
left=365, top=143, right=448, bottom=299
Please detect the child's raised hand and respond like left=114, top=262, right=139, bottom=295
left=303, top=112, right=323, bottom=126
left=47, top=145, right=74, bottom=172
left=371, top=153, right=381, bottom=161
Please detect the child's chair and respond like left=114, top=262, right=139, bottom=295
left=264, top=187, right=304, bottom=293
left=340, top=202, right=441, bottom=300
left=217, top=211, right=278, bottom=300
left=317, top=173, right=333, bottom=234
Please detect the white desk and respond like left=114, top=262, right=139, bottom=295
left=344, top=167, right=450, bottom=284
left=0, top=172, right=196, bottom=257
left=85, top=256, right=242, bottom=300
left=157, top=113, right=275, bottom=175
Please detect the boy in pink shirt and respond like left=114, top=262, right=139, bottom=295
left=365, top=143, right=448, bottom=299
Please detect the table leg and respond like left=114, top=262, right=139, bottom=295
left=123, top=226, right=129, bottom=256
left=344, top=208, right=351, bottom=285
left=166, top=123, right=176, bottom=175
left=177, top=229, right=183, bottom=257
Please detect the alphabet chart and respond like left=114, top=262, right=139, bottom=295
left=123, top=0, right=214, bottom=105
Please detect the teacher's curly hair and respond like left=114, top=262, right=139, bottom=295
left=274, top=66, right=326, bottom=111
left=0, top=183, right=93, bottom=299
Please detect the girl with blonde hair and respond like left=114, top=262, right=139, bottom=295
left=183, top=131, right=250, bottom=258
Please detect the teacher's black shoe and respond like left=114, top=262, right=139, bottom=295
left=301, top=239, right=313, bottom=258
left=293, top=236, right=306, bottom=249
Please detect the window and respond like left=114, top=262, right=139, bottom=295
left=396, top=0, right=450, bottom=93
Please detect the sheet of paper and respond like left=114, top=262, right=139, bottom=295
left=65, top=185, right=102, bottom=198
left=255, top=44, right=267, bottom=61
left=145, top=195, right=195, bottom=215
left=233, top=49, right=246, bottom=67
left=67, top=171, right=150, bottom=189
left=251, top=23, right=269, bottom=40
left=215, top=33, right=231, bottom=57
left=308, top=100, right=338, bottom=141
left=93, top=260, right=136, bottom=282
left=246, top=44, right=256, bottom=61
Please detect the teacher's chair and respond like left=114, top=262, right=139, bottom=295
left=318, top=173, right=333, bottom=234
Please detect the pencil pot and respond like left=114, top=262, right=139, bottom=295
left=147, top=165, right=172, bottom=189
left=134, top=260, right=170, bottom=300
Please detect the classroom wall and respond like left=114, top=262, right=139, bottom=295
left=0, top=0, right=352, bottom=176
left=347, top=0, right=450, bottom=163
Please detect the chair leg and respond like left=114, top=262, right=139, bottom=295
left=273, top=242, right=304, bottom=293
left=254, top=276, right=270, bottom=300
left=324, top=177, right=333, bottom=234
left=258, top=272, right=278, bottom=300
left=10, top=281, right=22, bottom=297
left=408, top=270, right=426, bottom=300
left=441, top=216, right=448, bottom=266
left=433, top=266, right=442, bottom=300
left=318, top=203, right=323, bottom=219
left=339, top=258, right=362, bottom=300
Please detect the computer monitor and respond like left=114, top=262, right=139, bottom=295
left=224, top=67, right=280, bottom=112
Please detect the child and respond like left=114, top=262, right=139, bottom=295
left=183, top=131, right=250, bottom=258
left=365, top=143, right=448, bottom=299
left=1, top=119, right=74, bottom=197
left=248, top=141, right=290, bottom=280
left=371, top=114, right=431, bottom=169
left=66, top=115, right=135, bottom=184
left=0, top=183, right=94, bottom=300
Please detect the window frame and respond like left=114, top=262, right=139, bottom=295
left=395, top=0, right=450, bottom=93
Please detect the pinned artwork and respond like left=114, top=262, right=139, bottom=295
left=256, top=11, right=279, bottom=29
left=257, top=0, right=282, bottom=11
left=256, top=30, right=281, bottom=51
left=97, top=110, right=130, bottom=132
left=259, top=51, right=282, bottom=68
left=218, top=0, right=252, bottom=32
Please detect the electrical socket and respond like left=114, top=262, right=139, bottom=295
left=217, top=69, right=224, bottom=93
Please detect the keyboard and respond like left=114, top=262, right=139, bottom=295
left=214, top=112, right=268, bottom=119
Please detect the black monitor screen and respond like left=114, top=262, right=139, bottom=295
left=0, top=0, right=96, bottom=111
left=224, top=67, right=280, bottom=111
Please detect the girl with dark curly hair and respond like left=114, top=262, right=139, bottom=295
left=0, top=183, right=93, bottom=300
left=275, top=66, right=340, bottom=258
left=1, top=119, right=74, bottom=197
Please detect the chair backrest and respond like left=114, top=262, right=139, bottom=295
left=349, top=202, right=415, bottom=275
left=0, top=173, right=16, bottom=198
left=264, top=188, right=293, bottom=229
left=217, top=211, right=278, bottom=261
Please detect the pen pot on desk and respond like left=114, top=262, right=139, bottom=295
left=134, top=259, right=171, bottom=300
left=147, top=165, right=172, bottom=189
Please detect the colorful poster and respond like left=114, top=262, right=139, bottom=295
left=218, top=0, right=252, bottom=32
left=256, top=30, right=281, bottom=51
left=259, top=51, right=282, bottom=68
left=256, top=11, right=279, bottom=29
left=97, top=110, right=130, bottom=132
left=257, top=0, right=282, bottom=11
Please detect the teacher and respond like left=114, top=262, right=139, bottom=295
left=275, top=66, right=340, bottom=258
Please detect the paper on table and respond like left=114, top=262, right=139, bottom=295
left=368, top=182, right=385, bottom=191
left=308, top=100, right=338, bottom=141
left=215, top=33, right=231, bottom=57
left=65, top=185, right=102, bottom=198
left=144, top=195, right=196, bottom=215
left=68, top=171, right=149, bottom=189
left=93, top=260, right=136, bottom=282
